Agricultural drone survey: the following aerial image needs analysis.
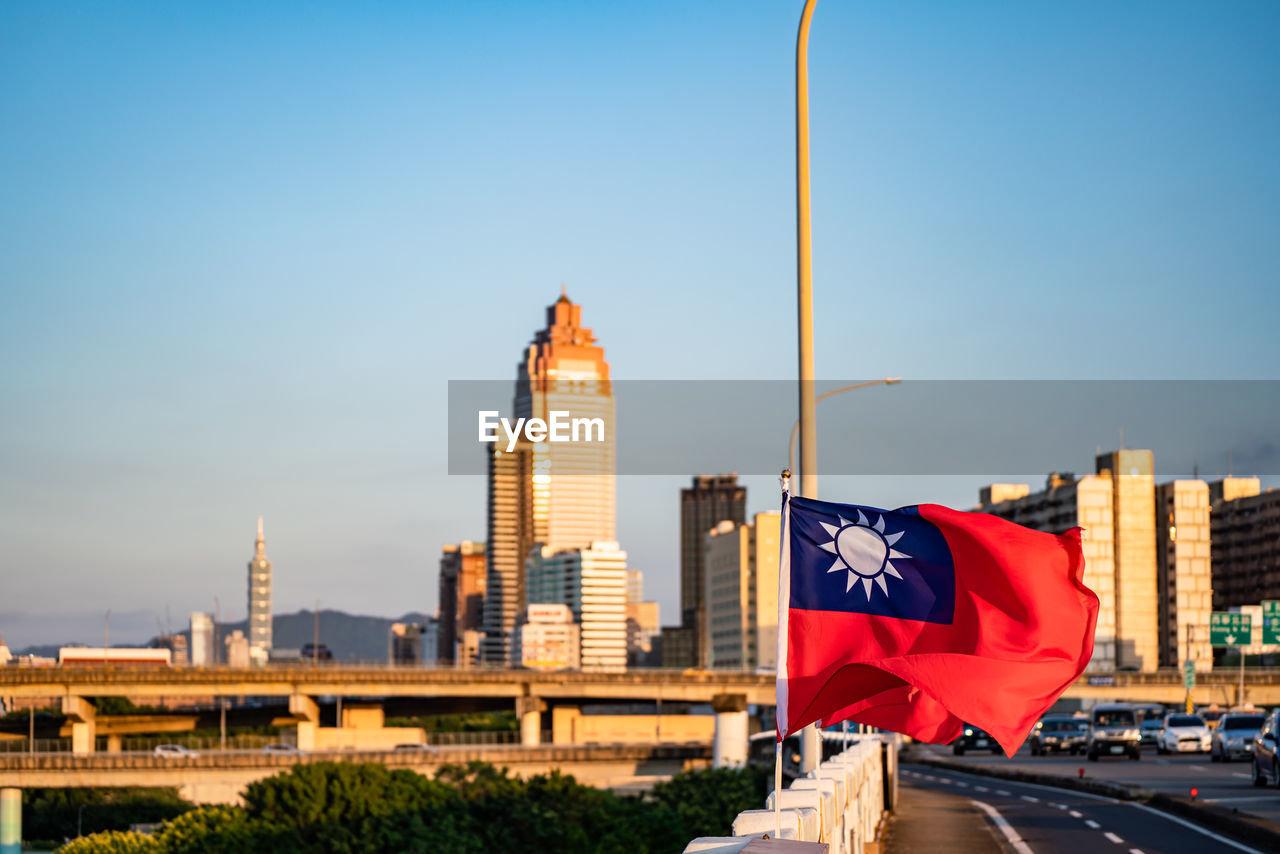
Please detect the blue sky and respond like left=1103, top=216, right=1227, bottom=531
left=2, top=1, right=1277, bottom=648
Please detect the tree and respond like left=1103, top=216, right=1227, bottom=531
left=26, top=787, right=192, bottom=841
left=55, top=830, right=158, bottom=854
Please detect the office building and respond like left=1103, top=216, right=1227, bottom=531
left=1209, top=478, right=1280, bottom=607
left=189, top=612, right=214, bottom=667
left=247, top=517, right=272, bottom=664
left=1154, top=480, right=1213, bottom=671
left=151, top=633, right=188, bottom=667
left=481, top=290, right=616, bottom=663
left=389, top=622, right=426, bottom=666
left=511, top=603, right=580, bottom=670
left=659, top=625, right=695, bottom=669
left=439, top=541, right=487, bottom=664
left=527, top=541, right=628, bottom=671
left=705, top=512, right=780, bottom=670
left=978, top=450, right=1160, bottom=672
left=224, top=630, right=250, bottom=668
left=623, top=569, right=659, bottom=666
left=680, top=474, right=747, bottom=667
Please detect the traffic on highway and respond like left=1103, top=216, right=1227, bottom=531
left=901, top=701, right=1280, bottom=854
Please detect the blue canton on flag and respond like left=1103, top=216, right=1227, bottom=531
left=788, top=495, right=955, bottom=625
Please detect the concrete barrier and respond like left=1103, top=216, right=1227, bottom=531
left=685, top=735, right=894, bottom=854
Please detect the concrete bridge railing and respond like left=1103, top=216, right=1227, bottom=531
left=685, top=735, right=894, bottom=854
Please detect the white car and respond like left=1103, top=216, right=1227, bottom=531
left=1157, top=713, right=1211, bottom=754
left=153, top=744, right=200, bottom=758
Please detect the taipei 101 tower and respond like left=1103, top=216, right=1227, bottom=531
left=247, top=516, right=272, bottom=664
left=480, top=290, right=616, bottom=663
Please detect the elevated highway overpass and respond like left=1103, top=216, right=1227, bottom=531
left=3, top=666, right=1277, bottom=755
left=0, top=743, right=711, bottom=804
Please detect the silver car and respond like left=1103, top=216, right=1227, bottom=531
left=1212, top=713, right=1266, bottom=762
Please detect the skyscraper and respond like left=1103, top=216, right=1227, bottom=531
left=481, top=290, right=615, bottom=664
left=680, top=474, right=747, bottom=667
left=247, top=517, right=272, bottom=664
left=526, top=541, right=628, bottom=671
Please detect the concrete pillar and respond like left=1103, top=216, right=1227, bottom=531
left=711, top=694, right=748, bottom=768
left=0, top=788, right=19, bottom=854
left=63, top=696, right=96, bottom=755
left=516, top=697, right=546, bottom=747
left=800, top=724, right=822, bottom=774
left=289, top=695, right=319, bottom=752
left=106, top=734, right=123, bottom=754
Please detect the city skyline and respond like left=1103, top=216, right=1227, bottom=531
left=3, top=1, right=1279, bottom=648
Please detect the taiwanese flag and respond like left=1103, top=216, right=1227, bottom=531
left=776, top=494, right=1098, bottom=757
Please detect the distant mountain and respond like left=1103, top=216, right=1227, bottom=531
left=16, top=610, right=433, bottom=663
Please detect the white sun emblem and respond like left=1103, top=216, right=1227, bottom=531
left=818, top=510, right=912, bottom=600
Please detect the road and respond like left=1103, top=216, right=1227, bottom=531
left=912, top=742, right=1280, bottom=825
left=898, top=761, right=1266, bottom=854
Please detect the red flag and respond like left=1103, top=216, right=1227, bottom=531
left=777, top=495, right=1098, bottom=757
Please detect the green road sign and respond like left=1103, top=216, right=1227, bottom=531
left=1263, top=601, right=1280, bottom=645
left=1183, top=659, right=1196, bottom=690
left=1210, top=611, right=1251, bottom=646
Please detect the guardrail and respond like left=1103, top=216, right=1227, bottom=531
left=683, top=736, right=894, bottom=854
left=0, top=730, right=533, bottom=753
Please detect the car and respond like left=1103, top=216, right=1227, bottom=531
left=951, top=725, right=998, bottom=755
left=1197, top=705, right=1227, bottom=730
left=262, top=743, right=303, bottom=755
left=1029, top=716, right=1089, bottom=756
left=1139, top=718, right=1164, bottom=748
left=1086, top=704, right=1141, bottom=761
left=153, top=744, right=199, bottom=758
left=1253, top=710, right=1280, bottom=787
left=1131, top=703, right=1165, bottom=724
left=1212, top=712, right=1267, bottom=762
left=1157, top=713, right=1211, bottom=754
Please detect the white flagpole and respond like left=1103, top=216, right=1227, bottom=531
left=776, top=468, right=792, bottom=840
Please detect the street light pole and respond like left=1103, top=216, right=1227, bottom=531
left=796, top=0, right=818, bottom=501
left=788, top=378, right=902, bottom=475
left=795, top=0, right=821, bottom=775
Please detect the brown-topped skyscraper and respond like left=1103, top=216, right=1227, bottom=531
left=480, top=290, right=616, bottom=664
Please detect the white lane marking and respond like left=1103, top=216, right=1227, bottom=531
left=1052, top=803, right=1066, bottom=810
left=939, top=778, right=953, bottom=784
left=971, top=799, right=1036, bottom=854
left=1129, top=850, right=1146, bottom=854
left=996, top=789, right=1012, bottom=796
left=914, top=761, right=1119, bottom=803
left=924, top=774, right=937, bottom=781
left=1126, top=802, right=1266, bottom=854
left=975, top=785, right=989, bottom=792
left=1085, top=820, right=1101, bottom=829
left=1020, top=795, right=1039, bottom=803
left=1189, top=765, right=1207, bottom=771
left=1104, top=832, right=1124, bottom=844
left=1232, top=772, right=1252, bottom=779
left=1069, top=810, right=1083, bottom=818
